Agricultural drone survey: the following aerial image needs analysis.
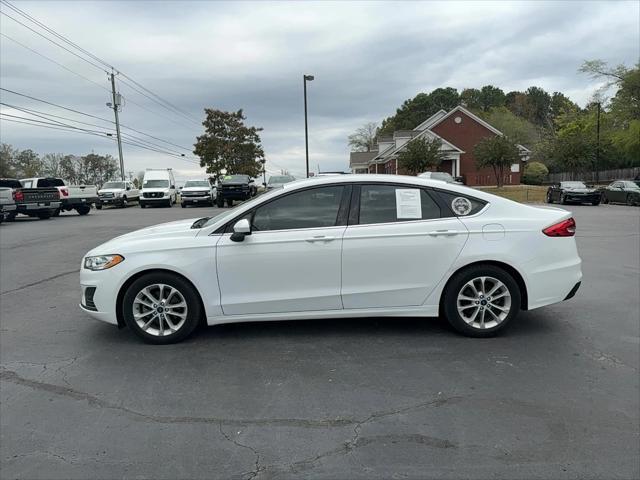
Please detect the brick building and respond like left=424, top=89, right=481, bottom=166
left=349, top=106, right=531, bottom=186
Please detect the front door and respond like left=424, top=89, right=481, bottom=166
left=216, top=185, right=348, bottom=315
left=341, top=184, right=469, bottom=309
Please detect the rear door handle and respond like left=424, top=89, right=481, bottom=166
left=305, top=235, right=336, bottom=243
left=428, top=230, right=459, bottom=237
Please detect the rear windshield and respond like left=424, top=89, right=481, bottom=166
left=0, top=179, right=21, bottom=188
left=268, top=176, right=294, bottom=184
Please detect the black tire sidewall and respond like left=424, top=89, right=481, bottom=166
left=122, top=272, right=202, bottom=344
left=443, top=265, right=521, bottom=337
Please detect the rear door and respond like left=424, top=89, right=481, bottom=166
left=341, top=184, right=469, bottom=309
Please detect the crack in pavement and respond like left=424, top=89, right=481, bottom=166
left=218, top=423, right=264, bottom=480
left=0, top=367, right=355, bottom=428
left=1, top=269, right=79, bottom=296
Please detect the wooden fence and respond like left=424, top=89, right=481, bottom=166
left=546, top=167, right=640, bottom=184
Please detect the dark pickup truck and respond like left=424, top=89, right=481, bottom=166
left=216, top=174, right=257, bottom=208
left=0, top=178, right=61, bottom=220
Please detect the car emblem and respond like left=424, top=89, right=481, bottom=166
left=451, top=197, right=472, bottom=216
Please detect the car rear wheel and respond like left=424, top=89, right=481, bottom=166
left=443, top=265, right=521, bottom=337
left=76, top=205, right=91, bottom=215
left=37, top=211, right=52, bottom=220
left=96, top=203, right=103, bottom=210
left=626, top=194, right=635, bottom=206
left=122, top=272, right=202, bottom=344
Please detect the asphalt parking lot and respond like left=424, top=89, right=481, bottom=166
left=1, top=203, right=639, bottom=479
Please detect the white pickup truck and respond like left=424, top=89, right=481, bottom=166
left=0, top=186, right=17, bottom=224
left=21, top=177, right=99, bottom=216
left=97, top=180, right=139, bottom=208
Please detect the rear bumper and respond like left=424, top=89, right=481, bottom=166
left=526, top=256, right=583, bottom=310
left=62, top=197, right=98, bottom=208
left=16, top=201, right=60, bottom=213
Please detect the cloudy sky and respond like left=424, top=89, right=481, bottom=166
left=1, top=0, right=638, bottom=181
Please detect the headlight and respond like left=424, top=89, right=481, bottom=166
left=115, top=192, right=123, bottom=197
left=84, top=254, right=124, bottom=271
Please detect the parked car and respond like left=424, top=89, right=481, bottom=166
left=546, top=181, right=601, bottom=205
left=140, top=169, right=177, bottom=208
left=0, top=187, right=17, bottom=224
left=97, top=180, right=140, bottom=208
left=21, top=177, right=98, bottom=215
left=0, top=178, right=60, bottom=220
left=601, top=180, right=640, bottom=206
left=418, top=171, right=464, bottom=184
left=80, top=174, right=582, bottom=344
left=266, top=175, right=296, bottom=190
left=216, top=174, right=256, bottom=207
left=180, top=180, right=216, bottom=207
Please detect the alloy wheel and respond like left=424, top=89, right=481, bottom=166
left=132, top=284, right=188, bottom=336
left=456, top=276, right=512, bottom=330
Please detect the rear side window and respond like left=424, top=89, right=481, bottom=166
left=434, top=190, right=487, bottom=216
left=0, top=179, right=22, bottom=188
left=358, top=185, right=440, bottom=225
left=252, top=185, right=345, bottom=231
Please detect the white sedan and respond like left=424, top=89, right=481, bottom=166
left=80, top=175, right=582, bottom=344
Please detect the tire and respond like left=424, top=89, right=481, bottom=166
left=626, top=194, right=634, bottom=206
left=217, top=197, right=224, bottom=208
left=37, top=211, right=52, bottom=220
left=53, top=208, right=61, bottom=217
left=140, top=203, right=146, bottom=209
left=166, top=199, right=172, bottom=208
left=76, top=205, right=91, bottom=215
left=442, top=264, right=521, bottom=338
left=96, top=203, right=103, bottom=210
left=6, top=212, right=16, bottom=222
left=121, top=196, right=128, bottom=208
left=122, top=272, right=202, bottom=344
left=592, top=200, right=600, bottom=206
left=226, top=198, right=233, bottom=207
left=602, top=194, right=609, bottom=204
left=560, top=193, right=567, bottom=205
left=546, top=191, right=553, bottom=204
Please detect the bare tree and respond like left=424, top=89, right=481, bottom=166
left=348, top=122, right=378, bottom=152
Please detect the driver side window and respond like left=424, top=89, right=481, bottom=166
left=252, top=186, right=345, bottom=232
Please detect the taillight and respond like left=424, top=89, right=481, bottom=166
left=60, top=187, right=69, bottom=197
left=543, top=218, right=576, bottom=237
left=13, top=189, right=24, bottom=202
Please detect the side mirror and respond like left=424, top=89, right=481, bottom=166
left=126, top=186, right=131, bottom=191
left=249, top=179, right=255, bottom=183
left=231, top=218, right=251, bottom=242
left=171, top=185, right=175, bottom=189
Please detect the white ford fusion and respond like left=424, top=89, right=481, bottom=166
left=80, top=175, right=582, bottom=344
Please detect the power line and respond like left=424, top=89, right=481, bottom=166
left=0, top=10, right=107, bottom=73
left=0, top=32, right=110, bottom=92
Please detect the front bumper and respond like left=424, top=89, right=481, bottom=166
left=564, top=193, right=601, bottom=203
left=80, top=268, right=120, bottom=326
left=182, top=195, right=212, bottom=204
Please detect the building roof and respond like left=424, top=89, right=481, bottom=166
left=393, top=130, right=420, bottom=138
left=350, top=151, right=378, bottom=166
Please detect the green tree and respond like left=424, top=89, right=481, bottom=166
left=521, top=161, right=549, bottom=185
left=461, top=88, right=482, bottom=110
left=397, top=137, right=447, bottom=175
left=14, top=149, right=42, bottom=177
left=478, top=107, right=540, bottom=146
left=473, top=136, right=520, bottom=187
left=524, top=86, right=552, bottom=127
left=429, top=87, right=460, bottom=110
left=0, top=144, right=16, bottom=177
left=479, top=85, right=506, bottom=111
left=348, top=122, right=378, bottom=152
left=194, top=108, right=265, bottom=179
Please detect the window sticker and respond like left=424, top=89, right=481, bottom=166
left=451, top=197, right=473, bottom=216
left=395, top=188, right=422, bottom=219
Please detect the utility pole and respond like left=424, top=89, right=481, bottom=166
left=108, top=71, right=125, bottom=181
left=595, top=102, right=601, bottom=185
left=303, top=74, right=314, bottom=178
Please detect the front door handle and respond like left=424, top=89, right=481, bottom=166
left=428, top=230, right=459, bottom=237
left=305, top=235, right=336, bottom=243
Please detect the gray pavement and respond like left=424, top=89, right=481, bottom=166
left=1, top=202, right=639, bottom=479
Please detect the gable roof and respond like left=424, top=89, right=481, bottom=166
left=428, top=105, right=504, bottom=136
left=413, top=109, right=447, bottom=131
left=371, top=128, right=464, bottom=163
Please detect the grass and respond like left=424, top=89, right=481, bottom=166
left=475, top=185, right=548, bottom=204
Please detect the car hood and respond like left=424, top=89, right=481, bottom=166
left=220, top=182, right=248, bottom=187
left=98, top=188, right=124, bottom=194
left=142, top=188, right=170, bottom=193
left=86, top=218, right=202, bottom=256
left=182, top=187, right=211, bottom=192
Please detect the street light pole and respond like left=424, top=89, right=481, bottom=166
left=108, top=70, right=125, bottom=181
left=303, top=74, right=314, bottom=178
left=260, top=158, right=266, bottom=187
left=595, top=102, right=601, bottom=185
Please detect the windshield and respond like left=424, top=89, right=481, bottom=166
left=184, top=181, right=210, bottom=188
left=102, top=182, right=125, bottom=189
left=562, top=182, right=587, bottom=189
left=143, top=179, right=169, bottom=188
left=221, top=175, right=249, bottom=183
left=268, top=176, right=294, bottom=184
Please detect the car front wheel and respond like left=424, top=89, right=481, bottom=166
left=546, top=191, right=553, bottom=203
left=443, top=265, right=521, bottom=337
left=122, top=272, right=202, bottom=344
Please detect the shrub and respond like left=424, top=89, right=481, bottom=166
left=522, top=161, right=549, bottom=185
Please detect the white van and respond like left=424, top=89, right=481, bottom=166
left=140, top=169, right=177, bottom=208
